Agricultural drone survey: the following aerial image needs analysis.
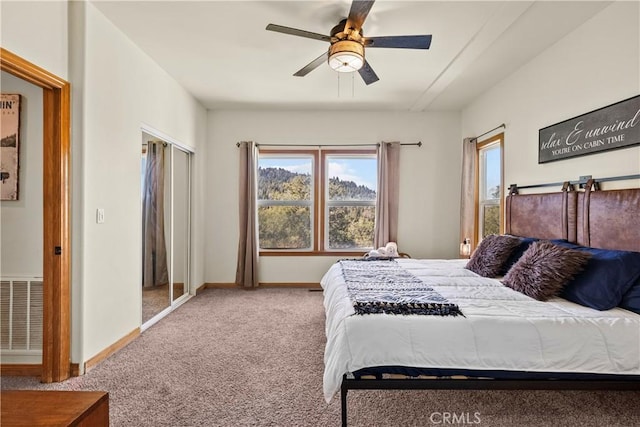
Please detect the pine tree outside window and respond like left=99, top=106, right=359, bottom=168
left=257, top=149, right=377, bottom=254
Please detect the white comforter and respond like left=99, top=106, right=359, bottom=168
left=320, top=259, right=640, bottom=402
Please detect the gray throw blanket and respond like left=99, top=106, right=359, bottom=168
left=339, top=259, right=463, bottom=317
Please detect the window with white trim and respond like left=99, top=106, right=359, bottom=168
left=476, top=134, right=503, bottom=240
left=258, top=149, right=377, bottom=254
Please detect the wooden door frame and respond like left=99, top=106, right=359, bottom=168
left=1, top=48, right=71, bottom=382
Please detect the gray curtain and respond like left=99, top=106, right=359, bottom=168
left=142, top=142, right=169, bottom=288
left=460, top=137, right=477, bottom=251
left=235, top=141, right=259, bottom=288
left=374, top=141, right=400, bottom=248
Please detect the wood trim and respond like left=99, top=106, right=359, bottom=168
left=203, top=282, right=321, bottom=289
left=258, top=282, right=321, bottom=289
left=84, top=329, right=140, bottom=372
left=259, top=250, right=366, bottom=257
left=1, top=48, right=71, bottom=383
left=70, top=363, right=81, bottom=377
left=1, top=390, right=109, bottom=427
left=0, top=363, right=42, bottom=376
left=203, top=283, right=240, bottom=289
left=0, top=49, right=68, bottom=89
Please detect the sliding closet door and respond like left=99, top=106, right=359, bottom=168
left=141, top=141, right=172, bottom=324
left=141, top=132, right=192, bottom=328
left=171, top=147, right=190, bottom=303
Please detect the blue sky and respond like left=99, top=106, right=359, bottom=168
left=485, top=146, right=501, bottom=197
left=259, top=156, right=377, bottom=191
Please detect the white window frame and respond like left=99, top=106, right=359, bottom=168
left=257, top=151, right=316, bottom=251
left=322, top=151, right=377, bottom=252
left=257, top=148, right=377, bottom=255
left=476, top=134, right=504, bottom=242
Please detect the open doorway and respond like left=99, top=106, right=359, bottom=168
left=140, top=129, right=192, bottom=328
left=0, top=48, right=71, bottom=382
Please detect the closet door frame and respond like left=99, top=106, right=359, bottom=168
left=170, top=144, right=192, bottom=307
left=140, top=124, right=193, bottom=330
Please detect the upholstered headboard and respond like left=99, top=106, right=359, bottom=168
left=505, top=186, right=640, bottom=252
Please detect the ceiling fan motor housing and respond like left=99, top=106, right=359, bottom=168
left=328, top=40, right=365, bottom=72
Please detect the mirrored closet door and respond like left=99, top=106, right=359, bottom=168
left=171, top=148, right=190, bottom=303
left=141, top=132, right=192, bottom=327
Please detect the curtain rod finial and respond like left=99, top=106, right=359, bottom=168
left=417, top=141, right=422, bottom=147
left=236, top=142, right=240, bottom=147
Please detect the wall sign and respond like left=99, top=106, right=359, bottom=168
left=1, top=94, right=21, bottom=200
left=539, top=95, right=640, bottom=164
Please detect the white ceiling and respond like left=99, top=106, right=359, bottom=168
left=92, top=1, right=611, bottom=111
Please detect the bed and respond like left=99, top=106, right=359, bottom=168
left=320, top=179, right=640, bottom=426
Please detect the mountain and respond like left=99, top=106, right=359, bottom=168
left=258, top=167, right=376, bottom=200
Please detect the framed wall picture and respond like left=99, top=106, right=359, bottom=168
left=1, top=93, right=21, bottom=200
left=539, top=95, right=640, bottom=163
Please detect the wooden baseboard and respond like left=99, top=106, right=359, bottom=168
left=70, top=363, right=81, bottom=377
left=258, top=282, right=321, bottom=289
left=0, top=363, right=42, bottom=377
left=203, top=282, right=321, bottom=289
left=84, top=328, right=139, bottom=372
left=202, top=283, right=240, bottom=290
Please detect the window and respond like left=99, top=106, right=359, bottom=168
left=476, top=134, right=503, bottom=240
left=258, top=149, right=377, bottom=254
left=324, top=153, right=377, bottom=250
left=258, top=154, right=315, bottom=250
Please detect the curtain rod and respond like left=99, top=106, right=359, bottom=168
left=509, top=173, right=640, bottom=192
left=236, top=141, right=422, bottom=148
left=469, top=123, right=506, bottom=142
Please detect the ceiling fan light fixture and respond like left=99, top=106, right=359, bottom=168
left=328, top=40, right=364, bottom=73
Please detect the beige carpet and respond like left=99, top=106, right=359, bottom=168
left=2, top=288, right=639, bottom=426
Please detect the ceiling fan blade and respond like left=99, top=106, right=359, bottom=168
left=266, top=24, right=331, bottom=42
left=365, top=35, right=432, bottom=49
left=345, top=0, right=375, bottom=33
left=358, top=60, right=379, bottom=85
left=293, top=51, right=329, bottom=77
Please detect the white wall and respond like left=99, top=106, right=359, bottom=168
left=206, top=110, right=461, bottom=284
left=71, top=2, right=207, bottom=364
left=462, top=1, right=640, bottom=189
left=0, top=72, right=43, bottom=277
left=0, top=1, right=68, bottom=79
left=1, top=1, right=207, bottom=367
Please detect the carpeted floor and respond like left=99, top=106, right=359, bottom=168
left=2, top=288, right=639, bottom=426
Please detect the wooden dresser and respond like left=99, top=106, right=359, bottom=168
left=0, top=390, right=109, bottom=426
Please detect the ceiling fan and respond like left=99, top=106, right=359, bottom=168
left=266, top=0, right=432, bottom=85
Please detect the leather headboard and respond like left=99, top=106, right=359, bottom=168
left=505, top=191, right=576, bottom=241
left=505, top=187, right=640, bottom=252
left=577, top=188, right=640, bottom=252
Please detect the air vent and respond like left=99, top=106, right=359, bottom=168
left=0, top=278, right=43, bottom=353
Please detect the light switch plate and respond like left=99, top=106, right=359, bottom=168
left=96, top=208, right=105, bottom=224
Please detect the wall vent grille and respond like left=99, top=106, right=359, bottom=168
left=0, top=278, right=43, bottom=353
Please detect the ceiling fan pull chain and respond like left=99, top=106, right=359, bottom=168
left=352, top=72, right=355, bottom=98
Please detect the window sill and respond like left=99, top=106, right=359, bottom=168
left=259, top=251, right=367, bottom=257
